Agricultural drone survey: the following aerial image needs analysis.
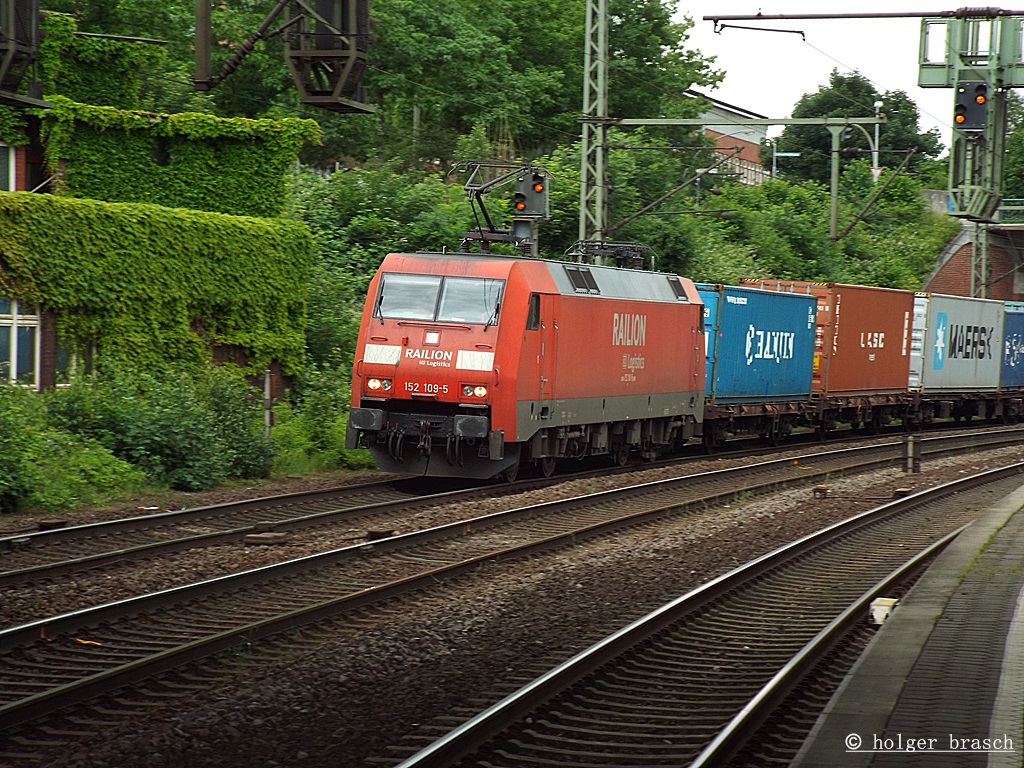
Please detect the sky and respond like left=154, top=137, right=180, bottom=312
left=675, top=2, right=959, bottom=149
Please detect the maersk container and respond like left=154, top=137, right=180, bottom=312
left=1002, top=302, right=1024, bottom=390
left=909, top=293, right=1004, bottom=392
left=696, top=283, right=816, bottom=402
left=739, top=279, right=915, bottom=395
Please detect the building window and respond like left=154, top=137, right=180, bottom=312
left=0, top=298, right=40, bottom=386
left=0, top=144, right=12, bottom=191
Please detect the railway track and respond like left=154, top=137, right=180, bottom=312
left=384, top=465, right=1024, bottom=768
left=0, top=474, right=549, bottom=590
left=1, top=426, right=1017, bottom=594
left=0, top=429, right=1018, bottom=748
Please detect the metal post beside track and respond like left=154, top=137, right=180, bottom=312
left=903, top=434, right=921, bottom=474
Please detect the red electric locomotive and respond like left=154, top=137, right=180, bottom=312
left=346, top=251, right=705, bottom=479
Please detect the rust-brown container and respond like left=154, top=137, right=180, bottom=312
left=738, top=279, right=915, bottom=395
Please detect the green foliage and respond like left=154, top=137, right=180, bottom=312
left=46, top=365, right=273, bottom=491
left=0, top=382, right=145, bottom=513
left=776, top=71, right=943, bottom=185
left=453, top=124, right=493, bottom=163
left=270, top=365, right=376, bottom=474
left=39, top=12, right=165, bottom=109
left=0, top=191, right=313, bottom=375
left=0, top=106, right=29, bottom=146
left=284, top=163, right=474, bottom=296
left=41, top=97, right=321, bottom=217
left=37, top=0, right=721, bottom=167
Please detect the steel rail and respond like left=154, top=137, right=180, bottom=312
left=688, top=525, right=966, bottom=768
left=0, top=435, right=1020, bottom=734
left=0, top=435, right=948, bottom=649
left=390, top=463, right=1024, bottom=767
left=3, top=427, right=1018, bottom=589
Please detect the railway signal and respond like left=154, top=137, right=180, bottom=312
left=954, top=81, right=989, bottom=132
left=513, top=171, right=549, bottom=217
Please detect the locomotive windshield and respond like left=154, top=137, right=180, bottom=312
left=376, top=273, right=504, bottom=325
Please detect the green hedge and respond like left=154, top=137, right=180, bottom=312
left=41, top=97, right=321, bottom=218
left=0, top=191, right=312, bottom=375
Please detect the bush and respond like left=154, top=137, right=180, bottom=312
left=0, top=382, right=144, bottom=513
left=47, top=365, right=272, bottom=491
left=271, top=364, right=375, bottom=475
left=0, top=385, right=33, bottom=513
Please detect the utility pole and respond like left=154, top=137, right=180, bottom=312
left=578, top=0, right=608, bottom=249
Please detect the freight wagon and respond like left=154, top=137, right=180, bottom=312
left=696, top=283, right=816, bottom=449
left=739, top=279, right=915, bottom=435
left=346, top=252, right=705, bottom=479
left=909, top=292, right=1020, bottom=422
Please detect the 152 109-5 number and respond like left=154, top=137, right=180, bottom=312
left=404, top=381, right=449, bottom=394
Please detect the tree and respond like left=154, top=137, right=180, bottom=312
left=1002, top=91, right=1024, bottom=198
left=40, top=0, right=722, bottom=167
left=775, top=71, right=943, bottom=185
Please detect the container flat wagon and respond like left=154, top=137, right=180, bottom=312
left=739, top=279, right=915, bottom=434
left=697, top=283, right=816, bottom=448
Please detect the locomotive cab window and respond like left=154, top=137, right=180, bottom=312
left=375, top=273, right=505, bottom=325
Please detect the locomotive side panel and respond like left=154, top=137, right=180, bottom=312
left=697, top=283, right=816, bottom=402
left=512, top=270, right=705, bottom=443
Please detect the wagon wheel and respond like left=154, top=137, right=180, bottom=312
left=538, top=457, right=557, bottom=478
left=611, top=444, right=630, bottom=467
left=500, top=458, right=520, bottom=483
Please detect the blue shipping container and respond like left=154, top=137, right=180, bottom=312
left=696, top=284, right=817, bottom=402
left=1002, top=302, right=1024, bottom=389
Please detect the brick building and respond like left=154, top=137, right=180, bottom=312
left=922, top=221, right=1024, bottom=301
left=689, top=89, right=769, bottom=186
left=0, top=120, right=53, bottom=389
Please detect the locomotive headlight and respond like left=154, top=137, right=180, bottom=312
left=367, top=378, right=392, bottom=392
left=462, top=385, right=473, bottom=396
left=473, top=385, right=488, bottom=398
left=462, top=385, right=488, bottom=398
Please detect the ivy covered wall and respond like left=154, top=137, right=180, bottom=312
left=41, top=97, right=321, bottom=218
left=0, top=192, right=313, bottom=375
left=38, top=12, right=162, bottom=110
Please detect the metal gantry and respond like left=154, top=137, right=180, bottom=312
left=578, top=0, right=609, bottom=247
